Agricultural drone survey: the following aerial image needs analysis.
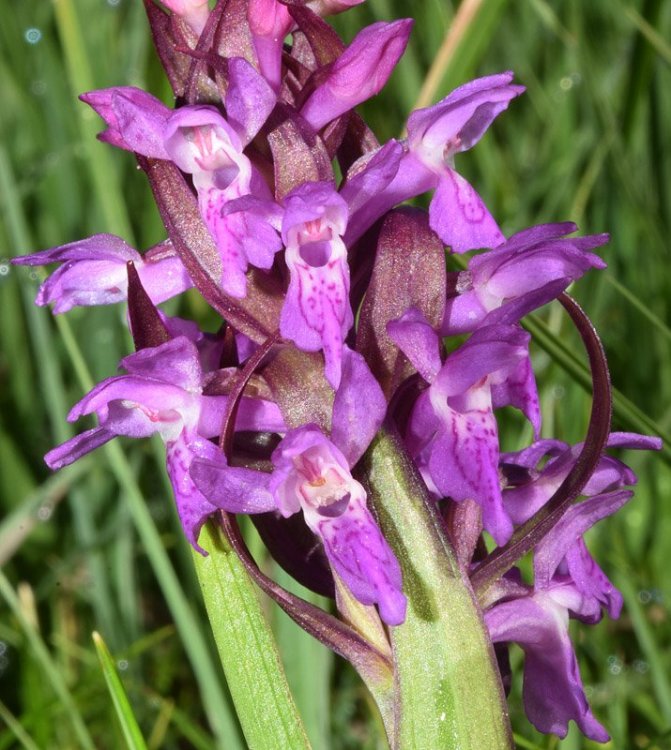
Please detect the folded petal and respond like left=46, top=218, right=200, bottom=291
left=225, top=57, right=277, bottom=144
left=80, top=87, right=171, bottom=159
left=407, top=72, right=523, bottom=156
left=280, top=183, right=353, bottom=389
left=429, top=170, right=504, bottom=253
left=166, top=433, right=221, bottom=555
left=386, top=307, right=443, bottom=383
left=331, top=347, right=387, bottom=466
left=301, top=20, right=413, bottom=131
left=189, top=453, right=277, bottom=514
left=45, top=427, right=115, bottom=470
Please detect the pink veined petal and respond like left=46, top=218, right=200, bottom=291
left=280, top=236, right=353, bottom=389
left=426, top=390, right=513, bottom=545
left=429, top=170, right=504, bottom=253
left=312, top=495, right=407, bottom=625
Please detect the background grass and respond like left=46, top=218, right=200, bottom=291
left=0, top=0, right=669, bottom=747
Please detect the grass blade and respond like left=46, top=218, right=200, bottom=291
left=0, top=572, right=96, bottom=750
left=92, top=631, right=148, bottom=750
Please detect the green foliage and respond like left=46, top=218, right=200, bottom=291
left=0, top=0, right=669, bottom=747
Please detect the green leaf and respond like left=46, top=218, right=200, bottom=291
left=360, top=428, right=512, bottom=749
left=92, top=631, right=148, bottom=750
left=192, top=521, right=312, bottom=750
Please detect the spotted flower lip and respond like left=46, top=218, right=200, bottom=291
left=279, top=182, right=352, bottom=390
left=190, top=346, right=406, bottom=624
left=392, top=321, right=539, bottom=545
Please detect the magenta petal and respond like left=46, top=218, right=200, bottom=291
left=486, top=592, right=609, bottom=742
left=45, top=427, right=115, bottom=470
left=120, top=336, right=202, bottom=391
left=534, top=489, right=632, bottom=592
left=312, top=495, right=406, bottom=625
left=247, top=0, right=293, bottom=91
left=407, top=72, right=524, bottom=154
left=425, top=396, right=513, bottom=544
left=564, top=538, right=624, bottom=620
left=225, top=57, right=277, bottom=144
left=386, top=307, right=443, bottom=383
left=429, top=171, right=504, bottom=253
left=300, top=20, right=413, bottom=131
left=280, top=248, right=353, bottom=389
left=189, top=453, right=276, bottom=514
left=80, top=87, right=171, bottom=159
left=490, top=352, right=541, bottom=437
left=434, top=325, right=529, bottom=398
left=331, top=347, right=387, bottom=467
left=166, top=433, right=221, bottom=555
left=199, top=189, right=251, bottom=298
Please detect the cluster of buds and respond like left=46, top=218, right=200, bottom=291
left=15, top=0, right=660, bottom=743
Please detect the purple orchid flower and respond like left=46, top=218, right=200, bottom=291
left=190, top=347, right=407, bottom=625
left=82, top=61, right=278, bottom=298
left=12, top=235, right=193, bottom=313
left=501, top=432, right=662, bottom=620
left=341, top=72, right=523, bottom=253
left=485, top=579, right=610, bottom=742
left=404, top=72, right=524, bottom=252
left=224, top=150, right=405, bottom=388
left=279, top=181, right=353, bottom=390
left=45, top=336, right=286, bottom=552
left=390, top=319, right=540, bottom=545
left=483, top=475, right=651, bottom=742
left=442, top=223, right=608, bottom=334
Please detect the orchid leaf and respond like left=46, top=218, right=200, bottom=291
left=216, top=512, right=396, bottom=735
left=192, top=520, right=312, bottom=750
left=358, top=426, right=513, bottom=749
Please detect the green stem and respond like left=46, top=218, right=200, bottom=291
left=359, top=427, right=512, bottom=749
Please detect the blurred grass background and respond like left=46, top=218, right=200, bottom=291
left=0, top=0, right=669, bottom=747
